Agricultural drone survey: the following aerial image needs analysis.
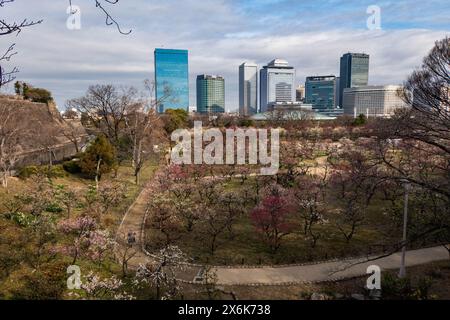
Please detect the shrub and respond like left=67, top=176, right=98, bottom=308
left=63, top=160, right=82, bottom=174
left=18, top=165, right=67, bottom=180
left=382, top=273, right=412, bottom=299
left=414, top=277, right=433, bottom=300
left=45, top=203, right=63, bottom=214
left=353, top=114, right=367, bottom=126
left=15, top=82, right=54, bottom=104
left=43, top=165, right=68, bottom=179
left=238, top=118, right=254, bottom=127
left=80, top=135, right=117, bottom=180
left=381, top=273, right=434, bottom=300
left=25, top=87, right=53, bottom=104
left=18, top=166, right=39, bottom=179
left=163, top=109, right=189, bottom=134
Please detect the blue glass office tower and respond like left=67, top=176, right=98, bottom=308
left=154, top=48, right=189, bottom=113
left=339, top=53, right=370, bottom=107
left=305, top=76, right=337, bottom=111
left=196, top=75, right=225, bottom=114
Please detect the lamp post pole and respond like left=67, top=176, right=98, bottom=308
left=399, top=180, right=411, bottom=279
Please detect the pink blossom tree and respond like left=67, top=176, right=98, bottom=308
left=57, top=216, right=114, bottom=264
left=250, top=191, right=294, bottom=254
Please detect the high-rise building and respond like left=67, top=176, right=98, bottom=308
left=239, top=62, right=258, bottom=117
left=260, top=59, right=296, bottom=113
left=196, top=75, right=225, bottom=114
left=154, top=48, right=189, bottom=113
left=343, top=85, right=408, bottom=118
left=305, top=76, right=337, bottom=111
left=339, top=53, right=370, bottom=107
left=334, top=77, right=340, bottom=108
left=296, top=85, right=305, bottom=102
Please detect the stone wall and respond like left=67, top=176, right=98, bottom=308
left=0, top=95, right=89, bottom=168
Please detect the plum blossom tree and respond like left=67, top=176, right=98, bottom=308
left=217, top=191, right=244, bottom=239
left=291, top=176, right=328, bottom=248
left=328, top=146, right=380, bottom=244
left=57, top=216, right=114, bottom=264
left=279, top=140, right=317, bottom=187
left=135, top=246, right=186, bottom=300
left=250, top=185, right=294, bottom=253
left=147, top=193, right=182, bottom=247
left=73, top=272, right=134, bottom=300
left=200, top=205, right=230, bottom=256
left=53, top=184, right=77, bottom=218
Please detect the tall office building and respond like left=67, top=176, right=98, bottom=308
left=260, top=59, right=296, bottom=113
left=334, top=77, right=340, bottom=108
left=305, top=76, right=337, bottom=111
left=196, top=75, right=225, bottom=114
left=296, top=85, right=305, bottom=102
left=239, top=62, right=258, bottom=116
left=339, top=53, right=370, bottom=107
left=343, top=85, right=407, bottom=118
left=154, top=48, right=189, bottom=113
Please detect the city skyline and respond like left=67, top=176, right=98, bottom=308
left=0, top=0, right=448, bottom=111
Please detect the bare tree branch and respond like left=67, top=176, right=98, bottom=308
left=0, top=0, right=131, bottom=87
left=69, top=0, right=132, bottom=35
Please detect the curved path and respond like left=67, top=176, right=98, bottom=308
left=213, top=246, right=449, bottom=285
left=116, top=174, right=450, bottom=286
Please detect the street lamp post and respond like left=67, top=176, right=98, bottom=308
left=399, top=180, right=411, bottom=279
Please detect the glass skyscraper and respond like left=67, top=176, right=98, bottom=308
left=239, top=62, right=258, bottom=116
left=260, top=59, right=296, bottom=113
left=154, top=48, right=189, bottom=113
left=305, top=76, right=337, bottom=111
left=339, top=53, right=370, bottom=107
left=196, top=75, right=225, bottom=114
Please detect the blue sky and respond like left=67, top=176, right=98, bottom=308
left=0, top=0, right=449, bottom=111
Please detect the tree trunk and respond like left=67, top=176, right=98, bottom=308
left=72, top=249, right=79, bottom=265
left=48, top=148, right=53, bottom=168
left=2, top=171, right=8, bottom=188
left=135, top=168, right=140, bottom=185
left=121, top=248, right=129, bottom=278
left=95, top=158, right=102, bottom=190
left=74, top=138, right=80, bottom=153
left=134, top=141, right=143, bottom=185
left=211, top=234, right=217, bottom=256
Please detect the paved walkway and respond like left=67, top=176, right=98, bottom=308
left=116, top=179, right=155, bottom=269
left=116, top=173, right=450, bottom=286
left=213, top=246, right=449, bottom=285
